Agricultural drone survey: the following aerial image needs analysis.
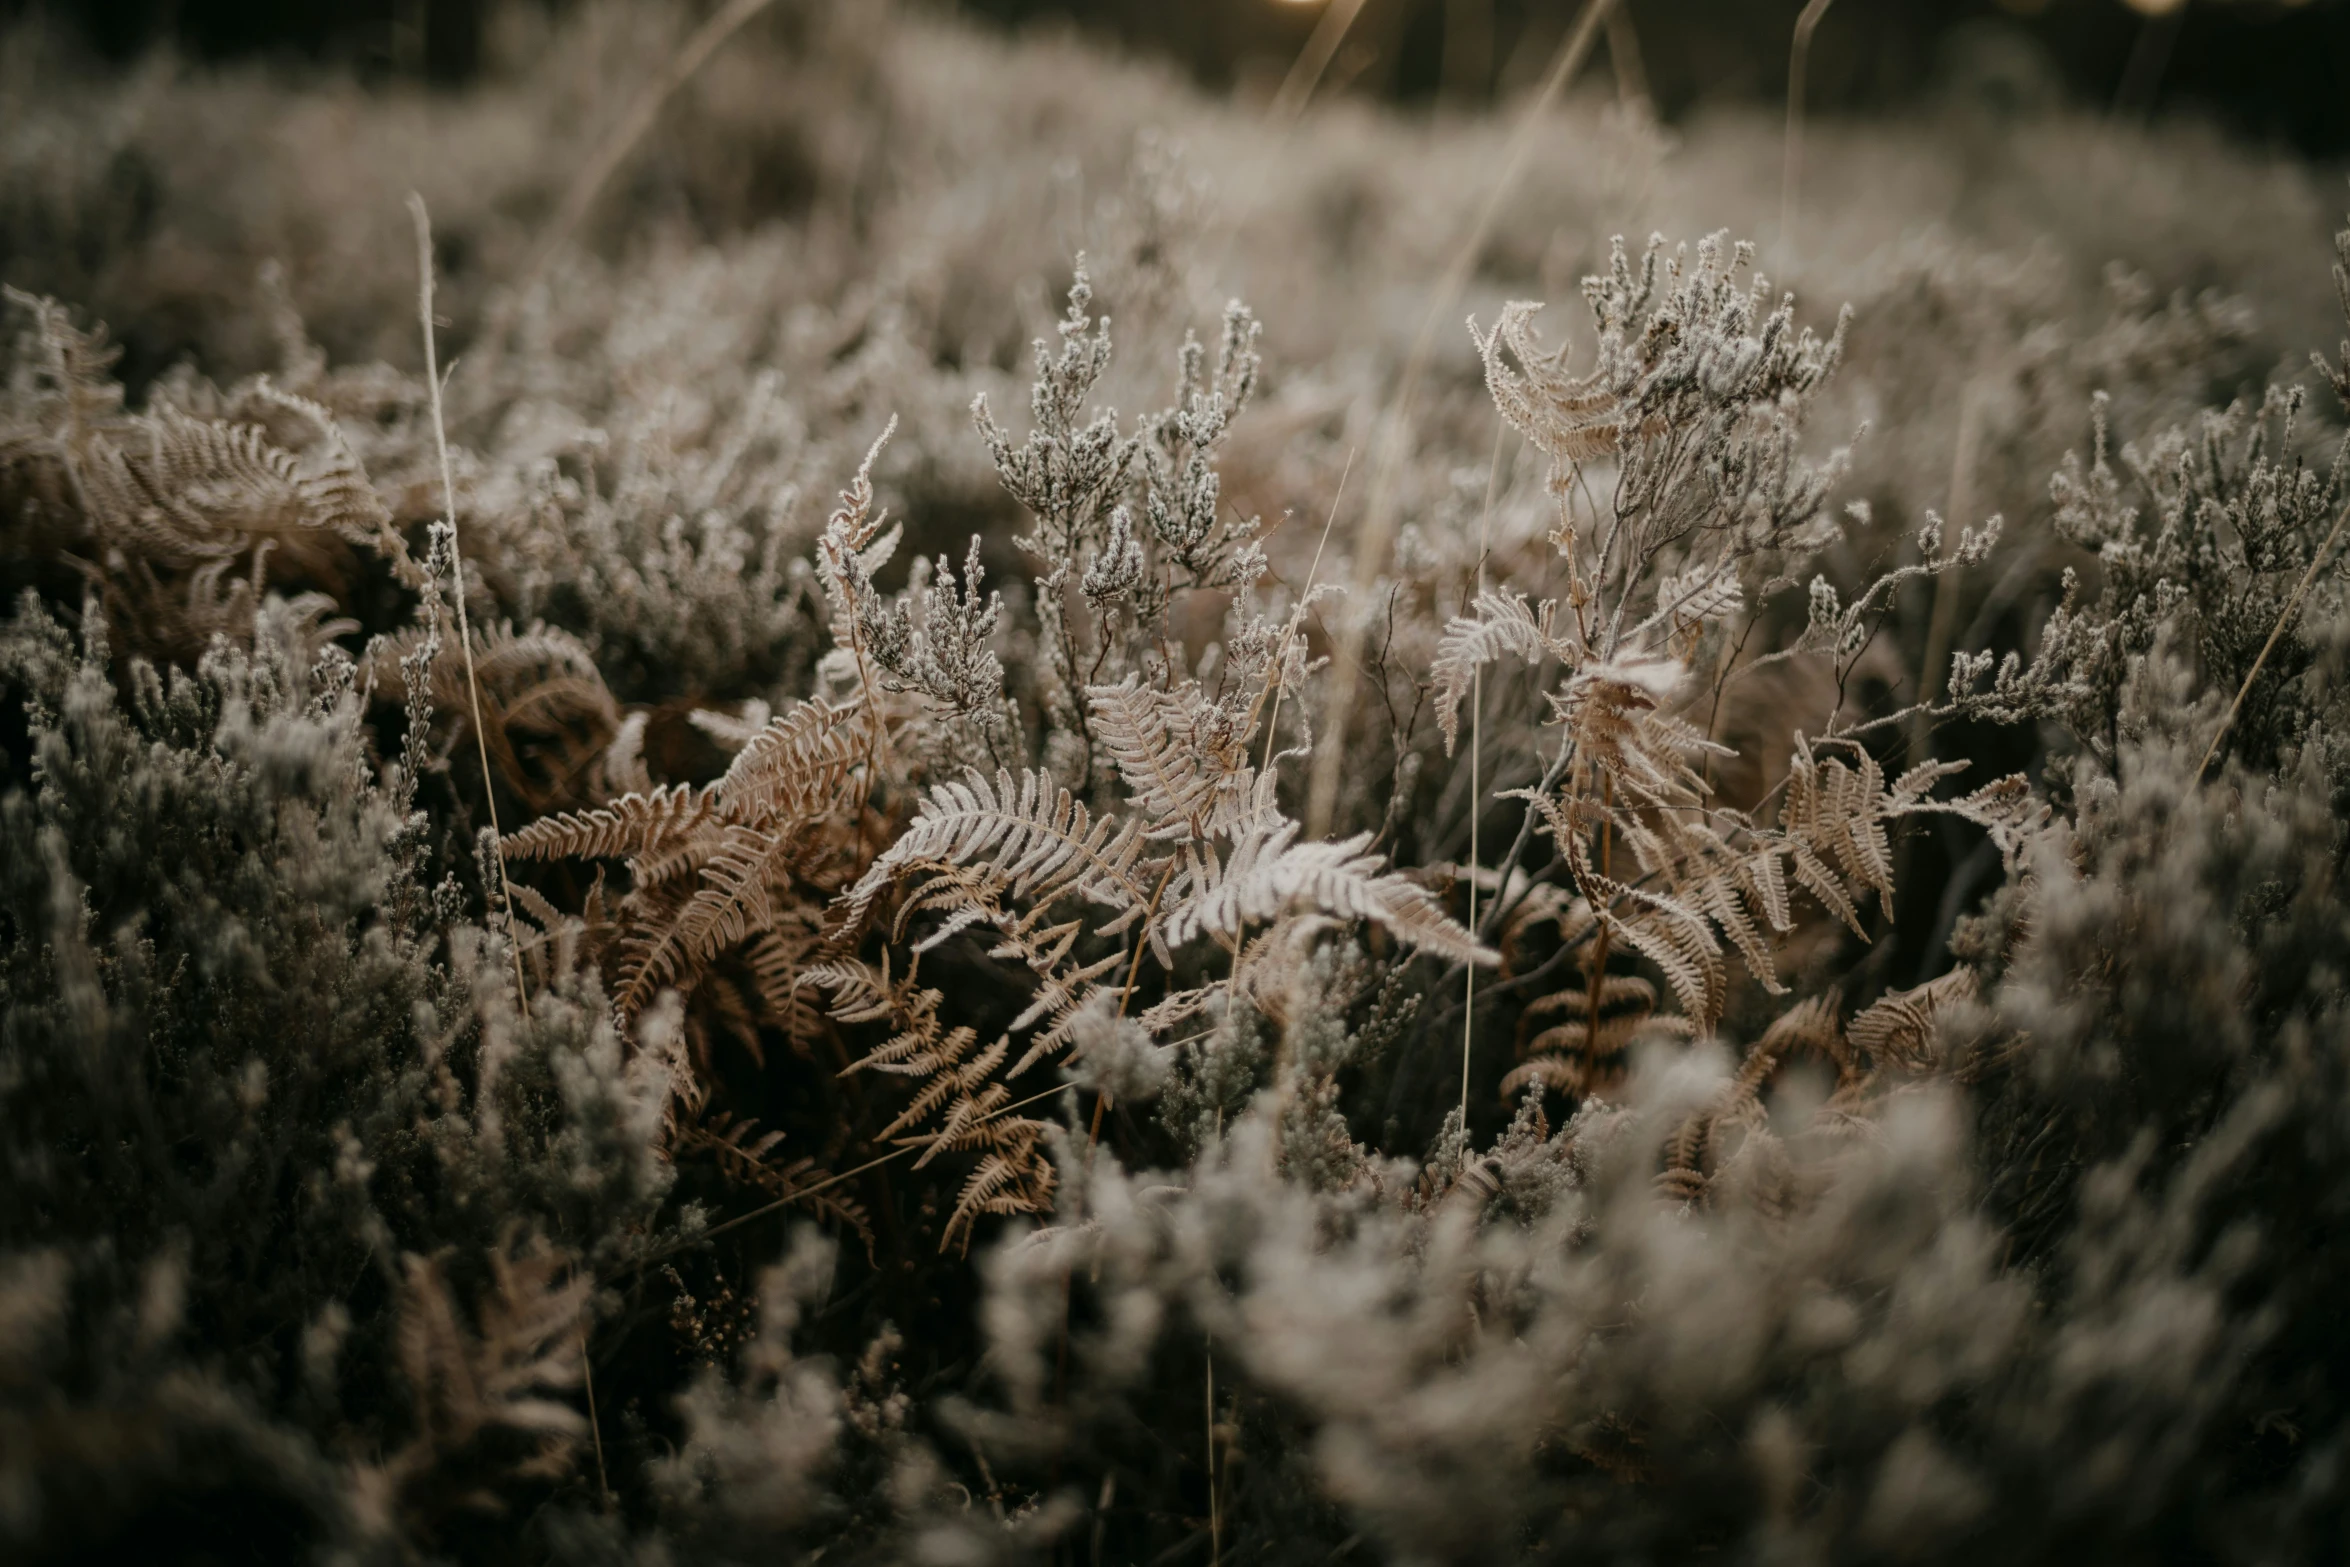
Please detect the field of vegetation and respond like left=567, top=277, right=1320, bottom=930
left=7, top=1, right=2350, bottom=1560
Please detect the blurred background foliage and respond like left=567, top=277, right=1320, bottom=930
left=19, top=0, right=2350, bottom=156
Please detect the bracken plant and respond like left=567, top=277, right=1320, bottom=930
left=6, top=5, right=2350, bottom=1564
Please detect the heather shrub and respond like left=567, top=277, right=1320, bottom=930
left=6, top=4, right=2350, bottom=1564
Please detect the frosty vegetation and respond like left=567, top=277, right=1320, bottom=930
left=6, top=1, right=2350, bottom=1562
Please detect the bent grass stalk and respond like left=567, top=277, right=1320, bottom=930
left=1260, top=448, right=1354, bottom=780
left=411, top=193, right=531, bottom=1021
left=1779, top=0, right=1838, bottom=257
left=1269, top=0, right=1373, bottom=124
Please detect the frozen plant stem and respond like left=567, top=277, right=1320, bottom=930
left=1912, top=379, right=1983, bottom=764
left=1585, top=778, right=1613, bottom=1056
left=1780, top=0, right=1837, bottom=258
left=410, top=192, right=530, bottom=1021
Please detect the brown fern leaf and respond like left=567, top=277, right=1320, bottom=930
left=806, top=959, right=1053, bottom=1254
left=1780, top=743, right=1903, bottom=915
left=743, top=923, right=832, bottom=1056
left=808, top=955, right=933, bottom=1032
left=1658, top=994, right=1844, bottom=1207
left=1433, top=590, right=1570, bottom=754
left=716, top=696, right=876, bottom=823
left=1086, top=675, right=1254, bottom=838
left=945, top=1138, right=1054, bottom=1256
left=1472, top=301, right=1652, bottom=465
left=9, top=299, right=385, bottom=535
left=617, top=825, right=802, bottom=1016
left=1529, top=788, right=1727, bottom=1026
left=503, top=784, right=719, bottom=873
left=4, top=293, right=405, bottom=658
left=510, top=693, right=872, bottom=1022
left=1556, top=656, right=1729, bottom=810
left=1163, top=821, right=1497, bottom=968
left=1935, top=773, right=2052, bottom=866
left=392, top=1231, right=590, bottom=1500
left=370, top=621, right=624, bottom=814
left=1847, top=967, right=1979, bottom=1074
left=1503, top=973, right=1692, bottom=1103
left=836, top=766, right=1156, bottom=940
left=674, top=1113, right=875, bottom=1253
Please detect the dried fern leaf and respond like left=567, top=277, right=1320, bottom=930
left=716, top=695, right=872, bottom=821
left=1163, top=821, right=1496, bottom=967
left=1433, top=589, right=1568, bottom=754
left=836, top=767, right=1154, bottom=937
left=1848, top=967, right=1978, bottom=1073
left=503, top=784, right=718, bottom=868
left=1086, top=675, right=1254, bottom=838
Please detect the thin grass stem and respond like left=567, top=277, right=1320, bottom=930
left=1462, top=419, right=1504, bottom=1128
left=527, top=0, right=781, bottom=287
left=410, top=193, right=530, bottom=1021
left=1779, top=0, right=1837, bottom=258
left=1270, top=0, right=1374, bottom=124
left=1206, top=1341, right=1221, bottom=1567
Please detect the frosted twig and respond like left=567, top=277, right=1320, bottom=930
left=1463, top=418, right=1504, bottom=1127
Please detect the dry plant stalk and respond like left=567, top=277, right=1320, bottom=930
left=1780, top=0, right=1839, bottom=256
left=1462, top=419, right=1506, bottom=1127
left=1268, top=0, right=1374, bottom=124
left=411, top=191, right=531, bottom=1019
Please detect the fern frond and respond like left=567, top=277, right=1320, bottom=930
left=882, top=1032, right=998, bottom=1140
left=617, top=823, right=821, bottom=1017
left=836, top=767, right=1154, bottom=936
left=1163, top=821, right=1496, bottom=967
left=1660, top=994, right=1844, bottom=1205
left=944, top=1141, right=1053, bottom=1254
left=717, top=696, right=872, bottom=824
left=503, top=784, right=717, bottom=869
left=1086, top=675, right=1254, bottom=838
left=1433, top=590, right=1568, bottom=754
left=1471, top=301, right=1646, bottom=464
left=1848, top=967, right=1978, bottom=1073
